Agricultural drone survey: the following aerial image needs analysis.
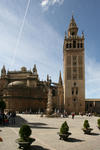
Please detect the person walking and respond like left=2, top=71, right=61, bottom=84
left=10, top=111, right=16, bottom=125
left=72, top=112, right=75, bottom=119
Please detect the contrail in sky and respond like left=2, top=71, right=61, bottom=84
left=10, top=0, right=31, bottom=68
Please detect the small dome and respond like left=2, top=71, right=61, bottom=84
left=8, top=81, right=25, bottom=87
left=21, top=67, right=27, bottom=72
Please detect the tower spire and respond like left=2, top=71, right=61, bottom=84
left=58, top=71, right=63, bottom=85
left=68, top=16, right=78, bottom=37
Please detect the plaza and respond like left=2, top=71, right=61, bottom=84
left=0, top=114, right=100, bottom=150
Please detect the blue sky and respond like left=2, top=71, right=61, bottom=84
left=0, top=0, right=100, bottom=98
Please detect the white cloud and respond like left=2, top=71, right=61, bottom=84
left=41, top=0, right=64, bottom=10
left=41, top=0, right=49, bottom=7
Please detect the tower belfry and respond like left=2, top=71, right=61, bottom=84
left=68, top=15, right=78, bottom=37
left=63, top=16, right=85, bottom=114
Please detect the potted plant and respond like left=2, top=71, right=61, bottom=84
left=58, top=121, right=71, bottom=140
left=82, top=120, right=93, bottom=134
left=97, top=119, right=100, bottom=129
left=16, top=124, right=35, bottom=150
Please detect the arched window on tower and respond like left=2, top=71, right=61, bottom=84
left=72, top=32, right=75, bottom=35
left=52, top=89, right=56, bottom=96
left=72, top=88, right=74, bottom=95
left=66, top=43, right=68, bottom=48
left=70, top=43, right=72, bottom=48
left=73, top=40, right=76, bottom=48
left=77, top=43, right=79, bottom=48
left=81, top=43, right=83, bottom=48
left=73, top=98, right=76, bottom=102
left=76, top=87, right=78, bottom=95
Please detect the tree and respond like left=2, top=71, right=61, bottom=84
left=19, top=124, right=32, bottom=140
left=60, top=121, right=69, bottom=134
left=83, top=120, right=90, bottom=129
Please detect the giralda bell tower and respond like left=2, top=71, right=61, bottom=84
left=63, top=16, right=85, bottom=114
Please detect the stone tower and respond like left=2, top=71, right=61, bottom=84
left=63, top=16, right=85, bottom=114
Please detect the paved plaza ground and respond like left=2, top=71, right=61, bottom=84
left=0, top=114, right=100, bottom=150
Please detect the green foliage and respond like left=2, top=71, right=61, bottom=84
left=60, top=121, right=69, bottom=134
left=19, top=124, right=32, bottom=140
left=97, top=119, right=100, bottom=127
left=0, top=100, right=6, bottom=111
left=83, top=120, right=90, bottom=129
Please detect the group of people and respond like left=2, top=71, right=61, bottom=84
left=0, top=111, right=16, bottom=125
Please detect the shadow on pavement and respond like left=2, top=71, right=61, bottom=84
left=8, top=115, right=28, bottom=127
left=29, top=122, right=47, bottom=126
left=3, top=115, right=57, bottom=129
left=30, top=145, right=50, bottom=150
left=28, top=122, right=58, bottom=129
left=66, top=137, right=85, bottom=142
left=89, top=132, right=100, bottom=136
left=0, top=115, right=28, bottom=128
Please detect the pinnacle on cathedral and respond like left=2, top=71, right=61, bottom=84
left=1, top=65, right=6, bottom=76
left=58, top=71, right=63, bottom=86
left=33, top=64, right=38, bottom=75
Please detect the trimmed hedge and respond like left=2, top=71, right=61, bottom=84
left=60, top=121, right=69, bottom=134
left=19, top=124, right=32, bottom=140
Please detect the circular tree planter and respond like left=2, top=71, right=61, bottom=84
left=82, top=120, right=93, bottom=134
left=16, top=124, right=35, bottom=150
left=16, top=138, right=35, bottom=150
left=58, top=132, right=71, bottom=140
left=58, top=121, right=71, bottom=141
left=82, top=128, right=93, bottom=134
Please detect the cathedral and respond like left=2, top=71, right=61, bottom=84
left=0, top=16, right=100, bottom=114
left=0, top=65, right=63, bottom=113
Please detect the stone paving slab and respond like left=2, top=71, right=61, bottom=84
left=0, top=126, right=18, bottom=150
left=0, top=114, right=100, bottom=150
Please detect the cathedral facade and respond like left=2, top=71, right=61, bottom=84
left=0, top=65, right=63, bottom=113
